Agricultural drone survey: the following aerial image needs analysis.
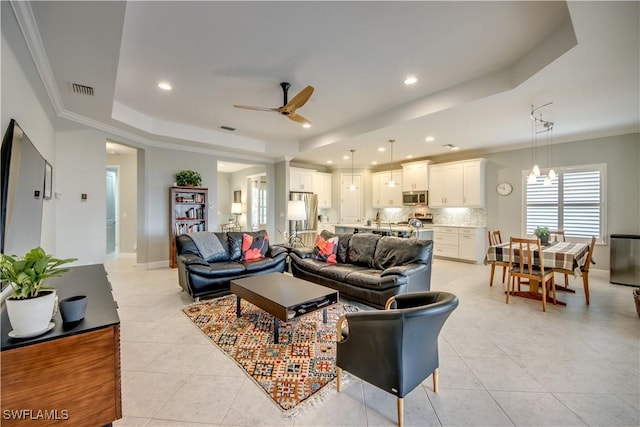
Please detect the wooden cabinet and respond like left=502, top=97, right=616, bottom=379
left=290, top=167, right=314, bottom=192
left=313, top=172, right=332, bottom=208
left=170, top=186, right=208, bottom=268
left=372, top=170, right=403, bottom=207
left=429, top=159, right=486, bottom=207
left=1, top=265, right=121, bottom=426
left=401, top=160, right=430, bottom=191
left=433, top=226, right=486, bottom=263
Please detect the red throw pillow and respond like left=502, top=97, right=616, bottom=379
left=313, top=235, right=338, bottom=264
left=242, top=233, right=269, bottom=261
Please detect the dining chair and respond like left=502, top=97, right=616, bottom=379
left=581, top=236, right=596, bottom=305
left=336, top=291, right=459, bottom=427
left=487, top=230, right=508, bottom=287
left=550, top=230, right=569, bottom=287
left=506, top=237, right=556, bottom=312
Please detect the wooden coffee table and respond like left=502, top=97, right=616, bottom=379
left=230, top=272, right=339, bottom=344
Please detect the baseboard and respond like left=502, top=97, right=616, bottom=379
left=137, top=260, right=170, bottom=270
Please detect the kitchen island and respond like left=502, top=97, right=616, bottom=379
left=333, top=223, right=434, bottom=240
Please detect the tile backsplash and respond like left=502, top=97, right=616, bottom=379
left=431, top=208, right=487, bottom=227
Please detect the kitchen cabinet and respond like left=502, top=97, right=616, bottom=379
left=290, top=167, right=314, bottom=192
left=372, top=170, right=403, bottom=207
left=313, top=172, right=332, bottom=208
left=433, top=226, right=486, bottom=263
left=429, top=159, right=486, bottom=207
left=402, top=160, right=431, bottom=191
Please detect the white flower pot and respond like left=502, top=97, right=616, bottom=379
left=6, top=290, right=57, bottom=336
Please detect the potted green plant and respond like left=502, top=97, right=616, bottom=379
left=0, top=247, right=76, bottom=336
left=175, top=170, right=202, bottom=187
left=533, top=226, right=550, bottom=244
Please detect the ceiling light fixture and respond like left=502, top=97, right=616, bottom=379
left=425, top=136, right=435, bottom=142
left=158, top=82, right=172, bottom=91
left=326, top=160, right=333, bottom=164
left=343, top=155, right=349, bottom=160
left=302, top=123, right=311, bottom=128
left=386, top=139, right=397, bottom=187
left=404, top=76, right=418, bottom=85
left=348, top=149, right=357, bottom=191
left=528, top=103, right=555, bottom=186
left=371, top=161, right=378, bottom=165
left=378, top=147, right=386, bottom=152
left=406, top=155, right=413, bottom=159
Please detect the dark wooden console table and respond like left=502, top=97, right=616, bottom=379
left=1, top=264, right=121, bottom=426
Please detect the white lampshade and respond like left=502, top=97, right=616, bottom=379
left=231, top=202, right=242, bottom=214
left=287, top=200, right=306, bottom=221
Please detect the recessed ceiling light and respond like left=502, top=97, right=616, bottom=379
left=425, top=136, right=435, bottom=142
left=343, top=155, right=349, bottom=160
left=451, top=146, right=460, bottom=151
left=326, top=160, right=333, bottom=164
left=302, top=123, right=311, bottom=128
left=158, top=82, right=172, bottom=91
left=378, top=147, right=386, bottom=152
left=406, top=155, right=413, bottom=159
left=371, top=161, right=378, bottom=165
left=404, top=76, right=418, bottom=85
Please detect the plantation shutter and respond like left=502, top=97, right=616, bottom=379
left=526, top=176, right=558, bottom=235
left=524, top=165, right=604, bottom=240
left=563, top=171, right=601, bottom=238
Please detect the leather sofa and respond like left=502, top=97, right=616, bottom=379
left=289, top=231, right=433, bottom=309
left=176, top=231, right=288, bottom=300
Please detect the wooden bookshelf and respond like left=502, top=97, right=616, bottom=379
left=170, top=186, right=208, bottom=268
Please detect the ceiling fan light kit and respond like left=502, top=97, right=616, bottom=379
left=233, top=82, right=314, bottom=127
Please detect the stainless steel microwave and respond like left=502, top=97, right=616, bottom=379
left=402, top=191, right=428, bottom=206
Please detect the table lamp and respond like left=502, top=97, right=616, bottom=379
left=287, top=200, right=306, bottom=247
left=231, top=202, right=242, bottom=227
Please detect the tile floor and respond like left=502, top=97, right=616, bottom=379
left=109, top=255, right=640, bottom=426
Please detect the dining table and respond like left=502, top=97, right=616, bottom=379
left=485, top=240, right=590, bottom=305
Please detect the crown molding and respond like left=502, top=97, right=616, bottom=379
left=10, top=1, right=64, bottom=114
left=58, top=110, right=274, bottom=164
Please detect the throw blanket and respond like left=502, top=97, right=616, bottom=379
left=189, top=232, right=225, bottom=261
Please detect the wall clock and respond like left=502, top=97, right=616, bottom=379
left=496, top=182, right=513, bottom=196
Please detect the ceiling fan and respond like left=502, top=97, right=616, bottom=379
left=233, top=82, right=314, bottom=126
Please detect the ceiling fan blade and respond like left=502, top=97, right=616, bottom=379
left=287, top=112, right=311, bottom=125
left=281, top=85, right=314, bottom=112
left=233, top=105, right=279, bottom=112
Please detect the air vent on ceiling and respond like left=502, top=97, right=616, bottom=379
left=71, top=83, right=94, bottom=96
left=220, top=125, right=236, bottom=131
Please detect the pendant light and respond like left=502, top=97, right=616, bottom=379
left=348, top=149, right=357, bottom=191
left=529, top=103, right=555, bottom=184
left=386, top=139, right=396, bottom=187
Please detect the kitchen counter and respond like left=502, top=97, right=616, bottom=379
left=334, top=223, right=434, bottom=239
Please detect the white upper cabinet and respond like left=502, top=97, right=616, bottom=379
left=429, top=159, right=486, bottom=207
left=401, top=160, right=431, bottom=192
left=290, top=167, right=315, bottom=192
left=313, top=172, right=332, bottom=208
left=372, top=170, right=403, bottom=207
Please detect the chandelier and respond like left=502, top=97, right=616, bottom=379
left=528, top=103, right=555, bottom=186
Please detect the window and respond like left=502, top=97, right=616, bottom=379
left=523, top=164, right=606, bottom=241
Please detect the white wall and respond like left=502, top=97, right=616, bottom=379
left=54, top=119, right=107, bottom=264
left=1, top=1, right=57, bottom=253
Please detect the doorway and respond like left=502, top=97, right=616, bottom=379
left=106, top=142, right=138, bottom=258
left=106, top=167, right=118, bottom=254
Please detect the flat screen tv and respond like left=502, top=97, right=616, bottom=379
left=1, top=119, right=46, bottom=255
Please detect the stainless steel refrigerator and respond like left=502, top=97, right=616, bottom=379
left=289, top=192, right=318, bottom=247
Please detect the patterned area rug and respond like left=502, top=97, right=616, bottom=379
left=183, top=295, right=357, bottom=415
